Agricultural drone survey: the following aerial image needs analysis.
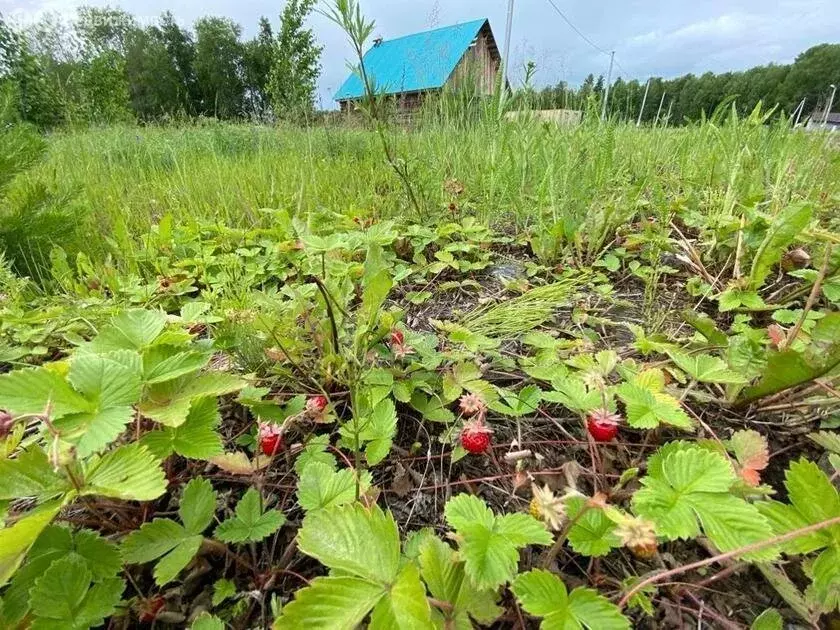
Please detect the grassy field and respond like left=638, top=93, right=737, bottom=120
left=1, top=111, right=840, bottom=629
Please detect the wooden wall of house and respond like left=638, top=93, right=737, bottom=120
left=447, top=25, right=500, bottom=96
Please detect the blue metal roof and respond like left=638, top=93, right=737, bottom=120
left=334, top=19, right=489, bottom=101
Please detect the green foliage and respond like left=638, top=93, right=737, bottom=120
left=512, top=569, right=630, bottom=630
left=30, top=555, right=124, bottom=630
left=418, top=535, right=502, bottom=628
left=1, top=525, right=121, bottom=627
left=748, top=203, right=813, bottom=290
left=268, top=0, right=322, bottom=118
left=444, top=494, right=552, bottom=590
left=633, top=443, right=776, bottom=560
left=215, top=488, right=285, bottom=543
left=121, top=477, right=217, bottom=586
left=275, top=503, right=432, bottom=629
left=758, top=460, right=840, bottom=613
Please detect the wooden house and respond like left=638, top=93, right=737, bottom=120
left=334, top=19, right=502, bottom=113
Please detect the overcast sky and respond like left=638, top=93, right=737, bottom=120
left=4, top=0, right=839, bottom=106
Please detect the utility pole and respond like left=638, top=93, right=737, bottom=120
left=600, top=50, right=615, bottom=121
left=793, top=97, right=806, bottom=127
left=654, top=91, right=666, bottom=125
left=637, top=77, right=650, bottom=126
left=503, top=0, right=514, bottom=85
left=823, top=84, right=837, bottom=126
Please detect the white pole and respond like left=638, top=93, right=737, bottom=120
left=654, top=91, right=666, bottom=125
left=824, top=84, right=837, bottom=126
left=637, top=77, right=650, bottom=126
left=600, top=50, right=615, bottom=121
left=503, top=0, right=514, bottom=85
left=793, top=97, right=805, bottom=127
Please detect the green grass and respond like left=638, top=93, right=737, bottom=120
left=2, top=110, right=838, bottom=281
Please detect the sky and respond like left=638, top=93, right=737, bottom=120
left=3, top=0, right=840, bottom=107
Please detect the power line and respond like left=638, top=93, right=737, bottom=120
left=544, top=0, right=610, bottom=57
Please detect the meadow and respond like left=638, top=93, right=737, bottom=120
left=1, top=107, right=840, bottom=630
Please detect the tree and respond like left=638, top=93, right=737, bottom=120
left=243, top=17, right=275, bottom=117
left=194, top=16, right=244, bottom=118
left=781, top=44, right=840, bottom=115
left=268, top=0, right=322, bottom=119
left=158, top=12, right=198, bottom=115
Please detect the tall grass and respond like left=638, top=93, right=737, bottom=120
left=3, top=107, right=838, bottom=280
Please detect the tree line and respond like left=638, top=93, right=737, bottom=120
left=2, top=4, right=839, bottom=128
left=0, top=2, right=322, bottom=127
left=532, top=43, right=840, bottom=124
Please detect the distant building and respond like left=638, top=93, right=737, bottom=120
left=334, top=19, right=501, bottom=113
left=806, top=111, right=840, bottom=131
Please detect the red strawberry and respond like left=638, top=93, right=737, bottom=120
left=138, top=596, right=165, bottom=623
left=0, top=410, right=13, bottom=439
left=587, top=409, right=620, bottom=442
left=460, top=419, right=493, bottom=454
left=258, top=422, right=284, bottom=456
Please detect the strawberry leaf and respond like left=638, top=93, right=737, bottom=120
left=215, top=488, right=285, bottom=543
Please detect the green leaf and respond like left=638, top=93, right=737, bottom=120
left=121, top=519, right=186, bottom=564
left=744, top=313, right=840, bottom=403
left=512, top=569, right=630, bottom=630
left=565, top=497, right=621, bottom=557
left=153, top=535, right=203, bottom=586
left=360, top=245, right=393, bottom=326
left=410, top=392, right=455, bottom=423
left=120, top=516, right=203, bottom=587
left=668, top=352, right=747, bottom=384
left=274, top=576, right=385, bottom=630
left=369, top=563, right=432, bottom=629
left=806, top=547, right=840, bottom=612
left=763, top=459, right=840, bottom=552
left=192, top=612, right=225, bottom=630
left=139, top=372, right=245, bottom=427
left=718, top=288, right=766, bottom=312
left=1, top=526, right=120, bottom=626
left=809, top=431, right=840, bottom=454
left=749, top=203, right=813, bottom=290
left=56, top=406, right=135, bottom=458
left=179, top=477, right=217, bottom=536
left=489, top=385, right=541, bottom=417
left=87, top=309, right=167, bottom=353
left=0, top=448, right=68, bottom=501
left=0, top=367, right=90, bottom=418
left=297, top=503, right=400, bottom=584
left=82, top=443, right=167, bottom=501
left=542, top=376, right=601, bottom=413
left=360, top=398, right=397, bottom=466
left=418, top=536, right=501, bottom=627
left=750, top=608, right=783, bottom=630
left=633, top=444, right=775, bottom=560
left=143, top=347, right=212, bottom=385
left=297, top=462, right=369, bottom=513
left=68, top=353, right=141, bottom=408
left=141, top=396, right=223, bottom=460
left=616, top=383, right=693, bottom=430
left=293, top=435, right=337, bottom=475
left=215, top=488, right=285, bottom=543
left=444, top=494, right=551, bottom=590
left=0, top=502, right=62, bottom=588
left=212, top=578, right=236, bottom=606
left=29, top=556, right=123, bottom=630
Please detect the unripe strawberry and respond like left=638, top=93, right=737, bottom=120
left=306, top=395, right=328, bottom=415
left=586, top=409, right=621, bottom=442
left=258, top=422, right=283, bottom=456
left=629, top=541, right=658, bottom=559
left=459, top=392, right=487, bottom=418
left=460, top=419, right=493, bottom=454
